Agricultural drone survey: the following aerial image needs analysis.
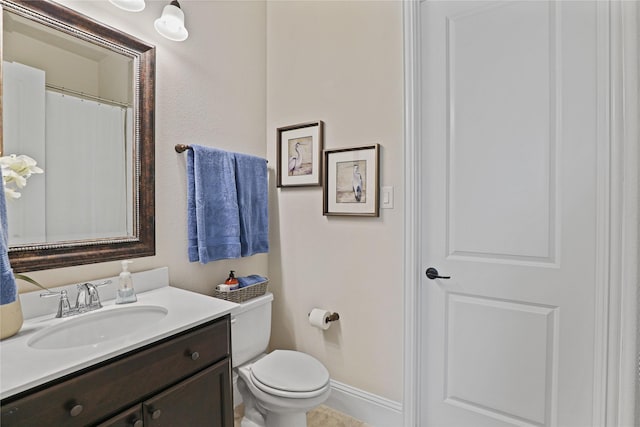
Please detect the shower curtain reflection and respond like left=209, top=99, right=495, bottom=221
left=44, top=91, right=131, bottom=242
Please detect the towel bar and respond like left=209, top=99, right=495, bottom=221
left=175, top=144, right=268, bottom=162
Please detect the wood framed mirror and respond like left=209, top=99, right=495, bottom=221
left=1, top=0, right=155, bottom=272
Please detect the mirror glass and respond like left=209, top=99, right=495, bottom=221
left=1, top=0, right=155, bottom=272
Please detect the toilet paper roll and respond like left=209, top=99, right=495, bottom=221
left=309, top=308, right=332, bottom=330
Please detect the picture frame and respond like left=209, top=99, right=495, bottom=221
left=276, top=121, right=324, bottom=187
left=323, top=144, right=380, bottom=217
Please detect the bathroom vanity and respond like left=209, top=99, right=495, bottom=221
left=0, top=268, right=238, bottom=427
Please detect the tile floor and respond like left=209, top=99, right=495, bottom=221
left=306, top=405, right=370, bottom=427
left=234, top=404, right=369, bottom=427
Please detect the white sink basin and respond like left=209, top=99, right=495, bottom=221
left=27, top=305, right=168, bottom=350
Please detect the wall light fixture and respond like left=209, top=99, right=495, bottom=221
left=110, top=0, right=188, bottom=42
left=154, top=0, right=189, bottom=42
left=109, top=0, right=145, bottom=13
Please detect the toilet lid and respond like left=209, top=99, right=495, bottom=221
left=250, top=350, right=330, bottom=395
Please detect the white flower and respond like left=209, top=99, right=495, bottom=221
left=4, top=187, right=21, bottom=200
left=0, top=154, right=44, bottom=177
left=3, top=169, right=27, bottom=188
left=1, top=154, right=44, bottom=200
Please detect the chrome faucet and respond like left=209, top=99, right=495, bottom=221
left=40, top=280, right=111, bottom=318
left=76, top=282, right=102, bottom=310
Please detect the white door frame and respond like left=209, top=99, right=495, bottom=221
left=401, top=1, right=639, bottom=426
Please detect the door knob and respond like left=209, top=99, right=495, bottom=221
left=425, top=267, right=450, bottom=280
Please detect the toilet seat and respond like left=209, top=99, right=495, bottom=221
left=249, top=350, right=330, bottom=399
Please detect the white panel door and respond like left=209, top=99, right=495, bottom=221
left=420, top=1, right=604, bottom=426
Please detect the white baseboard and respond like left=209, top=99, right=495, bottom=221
left=325, top=380, right=403, bottom=427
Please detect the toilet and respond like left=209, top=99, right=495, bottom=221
left=231, top=292, right=331, bottom=427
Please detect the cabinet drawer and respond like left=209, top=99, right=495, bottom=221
left=1, top=317, right=230, bottom=427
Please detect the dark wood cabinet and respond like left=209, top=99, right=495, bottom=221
left=97, top=405, right=144, bottom=427
left=142, top=361, right=231, bottom=427
left=1, top=316, right=233, bottom=427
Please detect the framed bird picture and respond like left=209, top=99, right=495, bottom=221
left=323, top=144, right=380, bottom=217
left=276, top=121, right=324, bottom=187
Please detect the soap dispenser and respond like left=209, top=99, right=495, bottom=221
left=116, top=260, right=137, bottom=304
left=225, top=270, right=239, bottom=290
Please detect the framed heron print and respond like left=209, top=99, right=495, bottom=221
left=277, top=121, right=324, bottom=187
left=323, top=144, right=380, bottom=217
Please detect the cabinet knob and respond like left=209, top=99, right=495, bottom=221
left=132, top=419, right=143, bottom=427
left=151, top=409, right=162, bottom=420
left=190, top=351, right=200, bottom=361
left=69, top=404, right=84, bottom=417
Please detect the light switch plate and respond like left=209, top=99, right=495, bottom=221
left=381, top=186, right=394, bottom=209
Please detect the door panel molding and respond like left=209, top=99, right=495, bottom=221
left=445, top=2, right=560, bottom=266
left=444, top=293, right=558, bottom=427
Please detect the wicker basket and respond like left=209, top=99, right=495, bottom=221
left=213, top=280, right=268, bottom=303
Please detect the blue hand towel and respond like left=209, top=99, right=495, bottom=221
left=234, top=153, right=269, bottom=257
left=187, top=145, right=241, bottom=263
left=237, top=275, right=268, bottom=289
left=0, top=186, right=17, bottom=305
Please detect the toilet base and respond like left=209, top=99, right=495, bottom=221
left=265, top=411, right=307, bottom=427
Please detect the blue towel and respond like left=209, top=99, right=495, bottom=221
left=187, top=145, right=241, bottom=263
left=234, top=153, right=269, bottom=257
left=237, top=275, right=268, bottom=289
left=0, top=186, right=17, bottom=305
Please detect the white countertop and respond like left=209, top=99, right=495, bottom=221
left=0, top=268, right=238, bottom=399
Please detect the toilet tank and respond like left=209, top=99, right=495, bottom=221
left=230, top=292, right=273, bottom=367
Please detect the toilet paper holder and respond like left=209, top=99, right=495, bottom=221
left=308, top=311, right=340, bottom=323
left=326, top=312, right=340, bottom=322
